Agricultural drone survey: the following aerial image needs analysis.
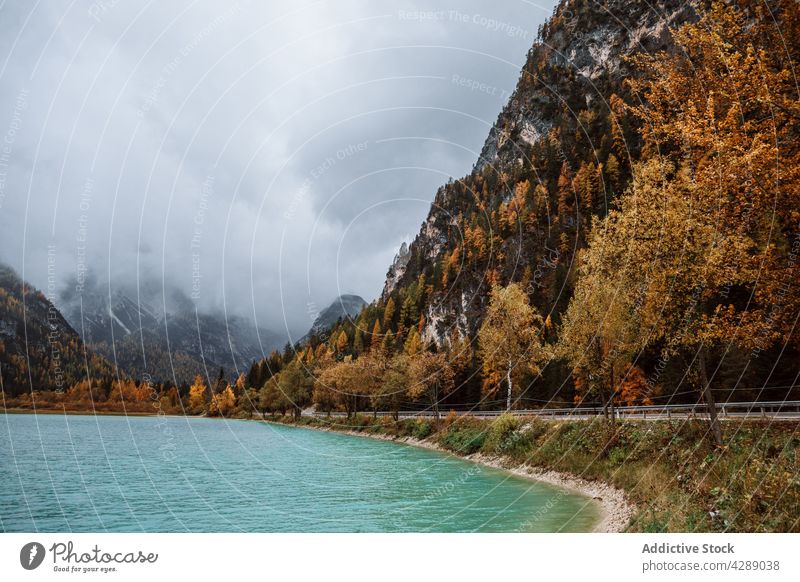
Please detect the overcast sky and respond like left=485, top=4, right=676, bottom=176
left=0, top=0, right=555, bottom=339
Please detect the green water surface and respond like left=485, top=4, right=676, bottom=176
left=0, top=414, right=599, bottom=532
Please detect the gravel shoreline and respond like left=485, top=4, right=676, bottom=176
left=264, top=420, right=635, bottom=533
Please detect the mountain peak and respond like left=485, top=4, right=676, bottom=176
left=382, top=242, right=412, bottom=299
left=306, top=294, right=366, bottom=339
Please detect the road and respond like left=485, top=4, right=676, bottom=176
left=312, top=400, right=800, bottom=421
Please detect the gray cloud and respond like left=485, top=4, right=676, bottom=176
left=0, top=0, right=554, bottom=340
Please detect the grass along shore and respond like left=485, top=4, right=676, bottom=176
left=266, top=413, right=800, bottom=533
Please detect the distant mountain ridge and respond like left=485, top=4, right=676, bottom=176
left=305, top=294, right=366, bottom=340
left=0, top=263, right=117, bottom=395
left=58, top=277, right=285, bottom=384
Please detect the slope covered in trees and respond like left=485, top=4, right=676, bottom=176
left=1, top=264, right=223, bottom=415
left=245, top=0, right=800, bottom=424
left=0, top=263, right=116, bottom=397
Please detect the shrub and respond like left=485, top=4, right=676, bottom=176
left=347, top=414, right=374, bottom=431
left=442, top=410, right=459, bottom=428
left=411, top=419, right=433, bottom=440
left=608, top=447, right=627, bottom=465
left=523, top=418, right=549, bottom=442
left=439, top=422, right=486, bottom=454
left=482, top=413, right=523, bottom=453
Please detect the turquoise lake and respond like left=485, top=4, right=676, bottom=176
left=0, top=414, right=599, bottom=532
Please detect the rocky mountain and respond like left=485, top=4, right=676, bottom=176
left=382, top=0, right=695, bottom=345
left=382, top=242, right=411, bottom=297
left=0, top=263, right=116, bottom=395
left=476, top=0, right=694, bottom=172
left=305, top=294, right=366, bottom=340
left=243, top=0, right=800, bottom=411
left=58, top=278, right=285, bottom=384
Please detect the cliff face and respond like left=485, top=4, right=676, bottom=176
left=381, top=0, right=696, bottom=345
left=382, top=242, right=411, bottom=298
left=476, top=0, right=694, bottom=171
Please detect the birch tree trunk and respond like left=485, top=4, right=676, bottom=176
left=506, top=362, right=513, bottom=411
left=609, top=362, right=615, bottom=424
left=698, top=348, right=723, bottom=446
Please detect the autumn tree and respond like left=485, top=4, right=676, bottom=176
left=239, top=385, right=259, bottom=418
left=316, top=356, right=374, bottom=417
left=556, top=161, right=573, bottom=235
left=187, top=375, right=208, bottom=415
left=447, top=328, right=474, bottom=392
left=404, top=327, right=422, bottom=355
left=577, top=155, right=786, bottom=443
left=630, top=0, right=800, bottom=340
left=312, top=378, right=338, bottom=416
left=233, top=373, right=246, bottom=398
left=209, top=384, right=236, bottom=417
left=478, top=283, right=547, bottom=410
left=380, top=331, right=395, bottom=357
left=369, top=319, right=382, bottom=352
left=378, top=354, right=409, bottom=420
left=603, top=153, right=621, bottom=201
left=316, top=361, right=350, bottom=416
left=558, top=232, right=644, bottom=419
left=277, top=361, right=314, bottom=418
left=572, top=161, right=599, bottom=217
left=383, top=298, right=396, bottom=329
left=357, top=355, right=387, bottom=417
left=335, top=330, right=349, bottom=356
left=353, top=327, right=364, bottom=353
left=259, top=375, right=289, bottom=415
left=598, top=0, right=800, bottom=443
left=616, top=366, right=652, bottom=407
left=407, top=350, right=454, bottom=421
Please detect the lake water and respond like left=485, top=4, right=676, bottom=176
left=0, top=414, right=599, bottom=532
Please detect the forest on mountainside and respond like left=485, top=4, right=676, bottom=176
left=243, top=0, right=800, bottom=426
left=0, top=265, right=117, bottom=396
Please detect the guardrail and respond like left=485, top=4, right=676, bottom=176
left=312, top=400, right=800, bottom=420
